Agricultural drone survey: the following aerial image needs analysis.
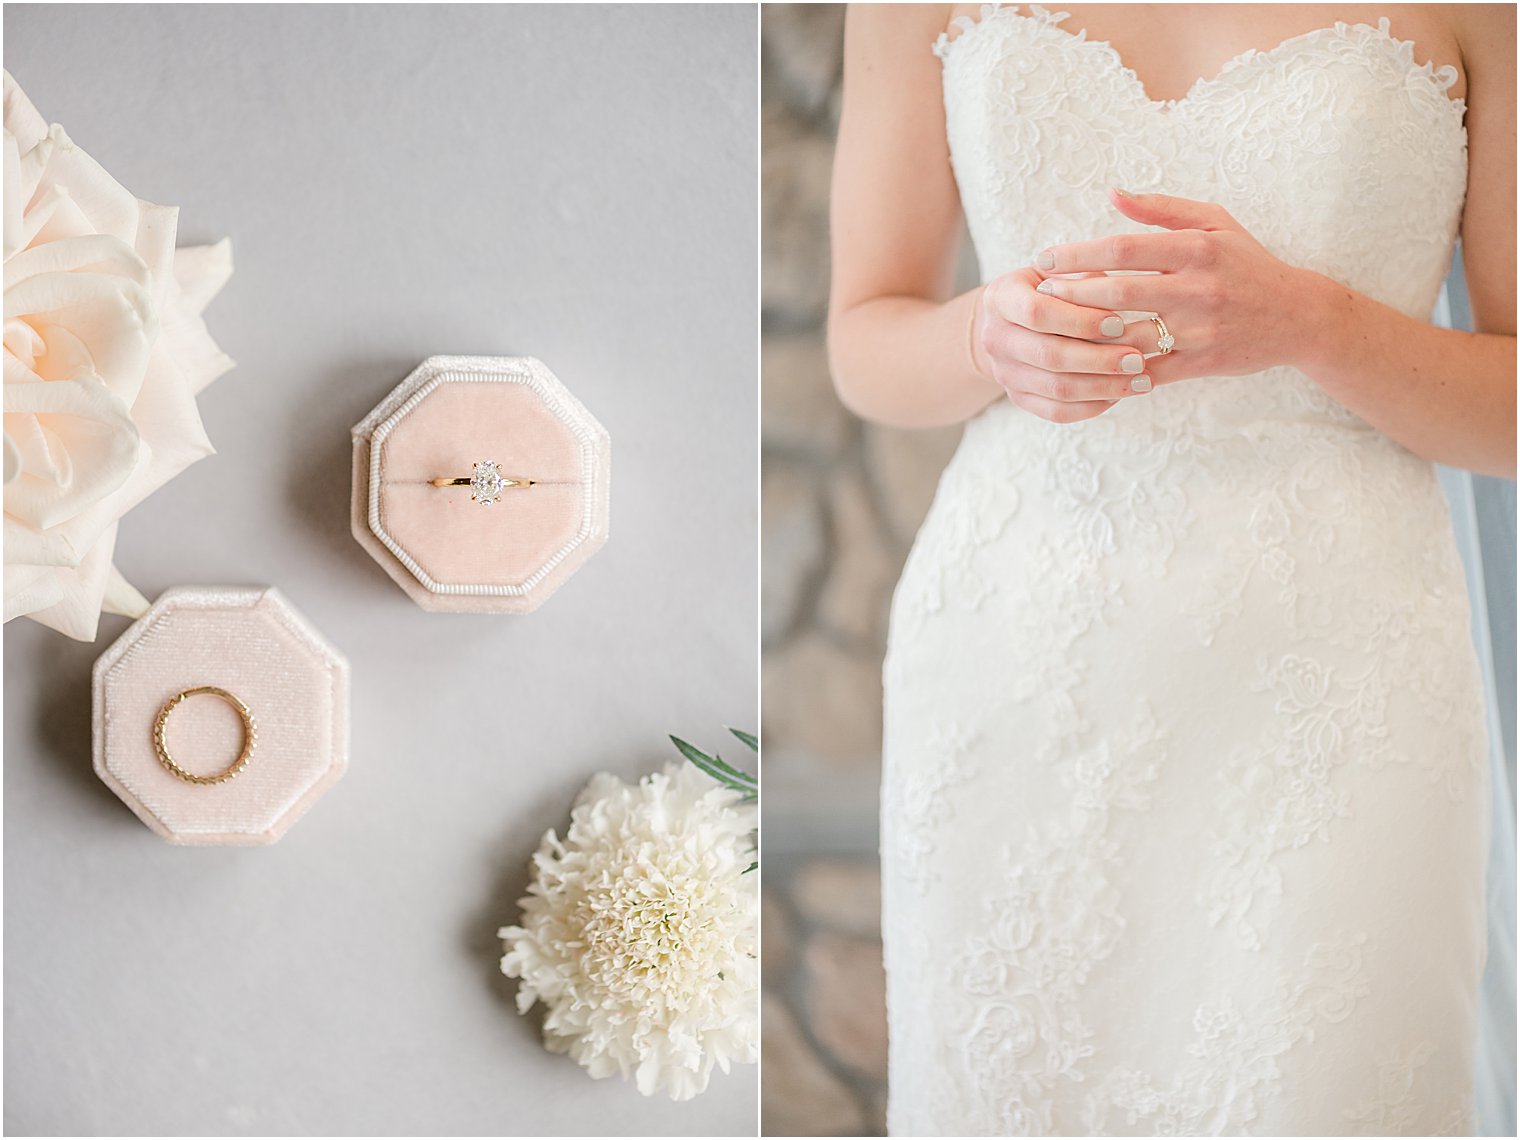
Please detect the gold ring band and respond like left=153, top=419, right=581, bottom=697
left=1150, top=315, right=1176, bottom=354
left=429, top=476, right=535, bottom=488
left=432, top=460, right=535, bottom=506
left=152, top=686, right=257, bottom=786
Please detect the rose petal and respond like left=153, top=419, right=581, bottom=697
left=129, top=344, right=216, bottom=468
left=3, top=375, right=139, bottom=530
left=158, top=312, right=234, bottom=396
left=3, top=560, right=64, bottom=623
left=33, top=125, right=139, bottom=244
left=2, top=70, right=49, bottom=154
left=133, top=202, right=178, bottom=314
left=172, top=238, right=234, bottom=316
left=25, top=349, right=214, bottom=565
left=3, top=514, right=83, bottom=567
left=5, top=268, right=156, bottom=400
left=2, top=429, right=19, bottom=482
left=14, top=320, right=95, bottom=384
left=2, top=312, right=45, bottom=367
left=4, top=230, right=147, bottom=290
left=101, top=562, right=149, bottom=619
left=16, top=180, right=88, bottom=253
left=2, top=131, right=25, bottom=261
left=161, top=240, right=235, bottom=395
left=21, top=519, right=119, bottom=640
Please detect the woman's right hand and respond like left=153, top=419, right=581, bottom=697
left=972, top=267, right=1154, bottom=424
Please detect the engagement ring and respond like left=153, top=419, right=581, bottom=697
left=153, top=686, right=257, bottom=786
left=431, top=460, right=536, bottom=505
left=1150, top=315, right=1176, bottom=354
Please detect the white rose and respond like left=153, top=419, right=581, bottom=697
left=3, top=70, right=233, bottom=640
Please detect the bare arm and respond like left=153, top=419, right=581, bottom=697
left=826, top=4, right=1001, bottom=428
left=1295, top=4, right=1516, bottom=476
left=829, top=6, right=1159, bottom=428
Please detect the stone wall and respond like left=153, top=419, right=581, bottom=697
left=761, top=6, right=962, bottom=1134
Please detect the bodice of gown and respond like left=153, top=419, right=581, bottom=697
left=936, top=4, right=1467, bottom=440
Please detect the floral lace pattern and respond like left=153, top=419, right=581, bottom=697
left=883, top=721, right=978, bottom=894
left=880, top=6, right=1490, bottom=1135
left=948, top=704, right=1166, bottom=1135
left=1344, top=1041, right=1436, bottom=1134
left=1081, top=932, right=1371, bottom=1135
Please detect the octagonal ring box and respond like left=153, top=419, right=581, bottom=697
left=91, top=586, right=350, bottom=846
left=350, top=355, right=611, bottom=613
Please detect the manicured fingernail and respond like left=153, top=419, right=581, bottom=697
left=1100, top=315, right=1124, bottom=337
left=1120, top=354, right=1144, bottom=373
left=1113, top=187, right=1133, bottom=198
left=1130, top=374, right=1153, bottom=393
left=1036, top=250, right=1055, bottom=270
left=1036, top=280, right=1054, bottom=295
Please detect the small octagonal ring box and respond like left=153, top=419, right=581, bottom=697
left=351, top=355, right=611, bottom=613
left=92, top=586, right=350, bottom=846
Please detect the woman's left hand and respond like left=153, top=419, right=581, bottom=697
left=1032, top=188, right=1315, bottom=386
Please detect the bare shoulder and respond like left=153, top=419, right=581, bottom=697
left=1445, top=4, right=1516, bottom=71
left=845, top=4, right=955, bottom=54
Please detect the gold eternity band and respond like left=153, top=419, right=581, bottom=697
left=152, top=685, right=258, bottom=786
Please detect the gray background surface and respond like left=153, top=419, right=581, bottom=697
left=3, top=5, right=758, bottom=1135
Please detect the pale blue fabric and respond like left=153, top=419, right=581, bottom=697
left=1434, top=246, right=1516, bottom=1137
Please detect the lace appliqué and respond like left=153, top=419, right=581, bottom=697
left=885, top=721, right=979, bottom=895
left=935, top=4, right=1465, bottom=327
left=893, top=459, right=1020, bottom=630
left=1344, top=1041, right=1435, bottom=1134
left=1082, top=933, right=1372, bottom=1134
left=1199, top=654, right=1394, bottom=949
left=1338, top=1040, right=1479, bottom=1135
left=946, top=704, right=1166, bottom=1135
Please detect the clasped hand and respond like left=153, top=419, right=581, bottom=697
left=971, top=188, right=1312, bottom=423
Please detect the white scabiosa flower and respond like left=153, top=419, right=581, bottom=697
left=500, top=762, right=758, bottom=1101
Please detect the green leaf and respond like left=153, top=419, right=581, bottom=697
left=670, top=734, right=757, bottom=793
left=710, top=754, right=759, bottom=789
left=670, top=734, right=715, bottom=768
left=727, top=727, right=759, bottom=752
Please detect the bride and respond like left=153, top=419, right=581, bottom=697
left=827, top=3, right=1514, bottom=1135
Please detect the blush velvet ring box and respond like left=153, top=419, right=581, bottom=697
left=91, top=586, right=350, bottom=845
left=350, top=355, right=611, bottom=613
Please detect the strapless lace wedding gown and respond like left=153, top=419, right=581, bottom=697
left=880, top=7, right=1491, bottom=1136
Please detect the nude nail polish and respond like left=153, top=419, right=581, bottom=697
left=1100, top=315, right=1124, bottom=337
left=1036, top=280, right=1054, bottom=295
left=1113, top=187, right=1134, bottom=198
left=1036, top=250, right=1055, bottom=270
left=1130, top=374, right=1153, bottom=393
left=1121, top=354, right=1144, bottom=373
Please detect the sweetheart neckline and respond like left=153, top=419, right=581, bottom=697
left=937, top=3, right=1467, bottom=118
